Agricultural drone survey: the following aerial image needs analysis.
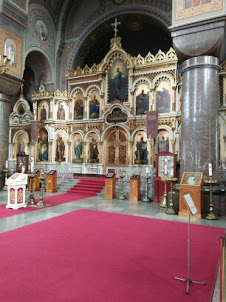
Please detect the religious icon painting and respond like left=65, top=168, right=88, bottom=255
left=175, top=0, right=221, bottom=21
left=39, top=102, right=48, bottom=121
left=4, top=38, right=17, bottom=67
left=89, top=94, right=100, bottom=119
left=134, top=131, right=148, bottom=165
left=17, top=102, right=26, bottom=115
left=184, top=0, right=211, bottom=9
left=56, top=102, right=66, bottom=120
left=16, top=133, right=26, bottom=155
left=74, top=99, right=84, bottom=120
left=73, top=134, right=83, bottom=163
left=37, top=128, right=48, bottom=162
left=88, top=134, right=99, bottom=163
left=156, top=81, right=171, bottom=114
left=55, top=133, right=66, bottom=162
left=135, top=85, right=149, bottom=116
left=157, top=130, right=169, bottom=153
left=108, top=58, right=128, bottom=103
left=35, top=20, right=49, bottom=41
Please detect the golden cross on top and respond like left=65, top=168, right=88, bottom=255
left=111, top=18, right=121, bottom=37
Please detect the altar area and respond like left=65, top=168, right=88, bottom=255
left=7, top=19, right=185, bottom=179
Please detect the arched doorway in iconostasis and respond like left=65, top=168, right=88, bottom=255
left=104, top=126, right=129, bottom=171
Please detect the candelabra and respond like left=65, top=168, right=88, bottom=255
left=0, top=54, right=11, bottom=74
left=118, top=171, right=126, bottom=200
left=2, top=168, right=10, bottom=191
left=166, top=177, right=178, bottom=214
left=142, top=173, right=151, bottom=203
left=36, top=171, right=46, bottom=207
left=204, top=177, right=218, bottom=220
left=26, top=173, right=37, bottom=206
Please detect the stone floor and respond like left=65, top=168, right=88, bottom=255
left=0, top=187, right=225, bottom=301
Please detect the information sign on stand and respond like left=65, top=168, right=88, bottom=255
left=183, top=194, right=198, bottom=216
left=174, top=193, right=206, bottom=294
left=179, top=172, right=203, bottom=218
left=6, top=173, right=28, bottom=209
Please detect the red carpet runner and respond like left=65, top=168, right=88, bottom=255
left=68, top=177, right=105, bottom=195
left=0, top=177, right=105, bottom=218
left=0, top=209, right=224, bottom=302
left=0, top=192, right=93, bottom=219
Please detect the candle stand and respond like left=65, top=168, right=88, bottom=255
left=160, top=175, right=170, bottom=208
left=118, top=172, right=126, bottom=200
left=142, top=173, right=151, bottom=203
left=166, top=177, right=178, bottom=214
left=204, top=177, right=218, bottom=220
left=36, top=171, right=46, bottom=207
left=2, top=168, right=9, bottom=191
left=26, top=173, right=37, bottom=206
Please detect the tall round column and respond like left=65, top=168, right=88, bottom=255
left=0, top=93, right=10, bottom=169
left=180, top=56, right=219, bottom=179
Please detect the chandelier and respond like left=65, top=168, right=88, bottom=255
left=0, top=53, right=11, bottom=74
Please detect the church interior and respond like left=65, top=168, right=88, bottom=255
left=0, top=0, right=225, bottom=301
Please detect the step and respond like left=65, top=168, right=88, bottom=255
left=69, top=187, right=103, bottom=192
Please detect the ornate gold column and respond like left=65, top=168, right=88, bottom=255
left=68, top=142, right=72, bottom=162
left=84, top=100, right=87, bottom=119
left=172, top=85, right=177, bottom=112
left=128, top=140, right=133, bottom=165
left=150, top=88, right=154, bottom=111
left=171, top=138, right=175, bottom=154
left=49, top=141, right=53, bottom=162
left=98, top=142, right=103, bottom=164
left=83, top=142, right=87, bottom=163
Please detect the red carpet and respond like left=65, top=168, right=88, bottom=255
left=0, top=192, right=93, bottom=218
left=0, top=209, right=224, bottom=302
left=68, top=177, right=105, bottom=195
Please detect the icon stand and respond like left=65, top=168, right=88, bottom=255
left=173, top=194, right=206, bottom=294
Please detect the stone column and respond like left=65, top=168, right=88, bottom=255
left=0, top=93, right=10, bottom=169
left=180, top=56, right=219, bottom=179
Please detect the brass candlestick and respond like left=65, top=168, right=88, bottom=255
left=2, top=168, right=9, bottom=191
left=36, top=173, right=46, bottom=207
left=166, top=177, right=178, bottom=215
left=142, top=173, right=151, bottom=203
left=118, top=172, right=126, bottom=200
left=26, top=173, right=37, bottom=206
left=204, top=177, right=218, bottom=220
left=160, top=175, right=170, bottom=208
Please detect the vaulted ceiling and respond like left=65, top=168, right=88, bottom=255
left=29, top=0, right=172, bottom=28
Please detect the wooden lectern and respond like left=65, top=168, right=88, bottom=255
left=46, top=170, right=57, bottom=193
left=105, top=173, right=116, bottom=199
left=30, top=170, right=40, bottom=191
left=179, top=172, right=203, bottom=218
left=130, top=176, right=141, bottom=201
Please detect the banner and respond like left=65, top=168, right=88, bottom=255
left=31, top=120, right=39, bottom=143
left=147, top=111, right=158, bottom=139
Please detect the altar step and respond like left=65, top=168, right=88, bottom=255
left=57, top=178, right=80, bottom=193
left=67, top=177, right=105, bottom=196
